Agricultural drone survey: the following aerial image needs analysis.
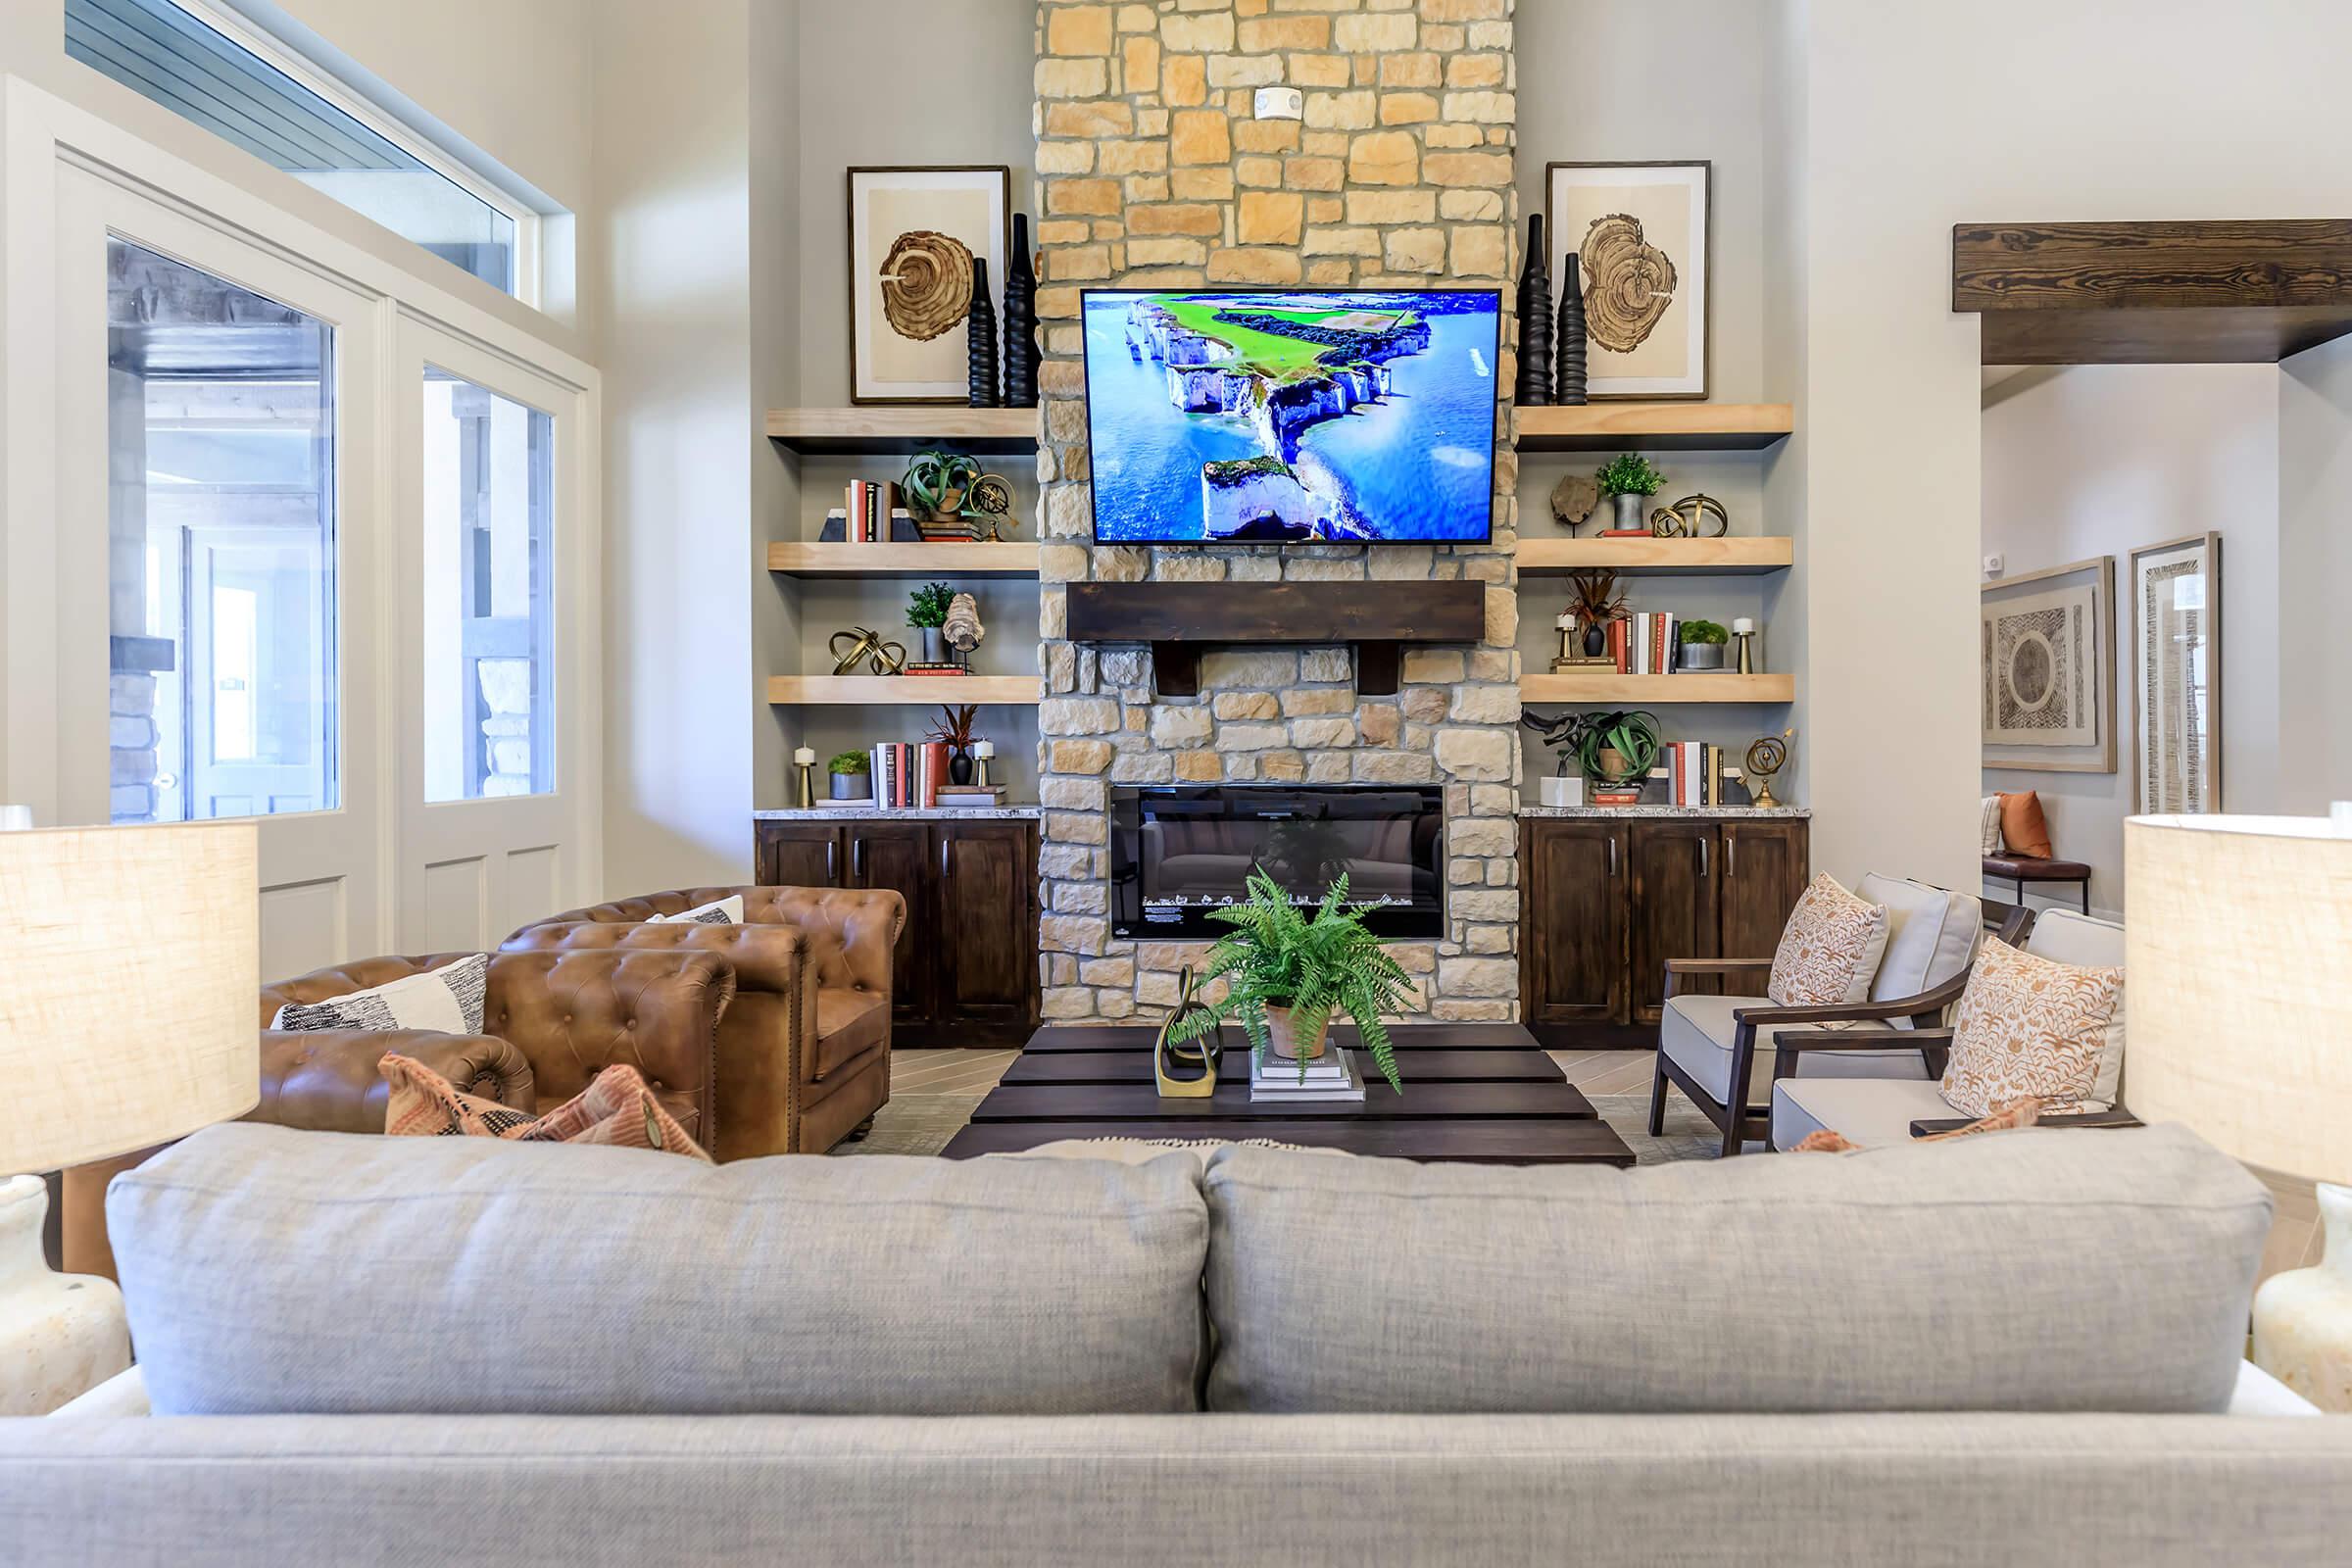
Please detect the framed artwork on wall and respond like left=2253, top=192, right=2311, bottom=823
left=1544, top=160, right=1710, bottom=400
left=1981, top=556, right=2117, bottom=774
left=2131, top=532, right=2223, bottom=814
left=846, top=166, right=1010, bottom=405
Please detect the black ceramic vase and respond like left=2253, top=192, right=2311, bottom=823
left=1002, top=215, right=1041, bottom=408
left=966, top=257, right=1000, bottom=409
left=1554, top=253, right=1589, bottom=406
left=1515, top=214, right=1552, bottom=406
left=950, top=751, right=975, bottom=786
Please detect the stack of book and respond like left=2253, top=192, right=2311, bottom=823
left=864, top=741, right=952, bottom=810
left=1250, top=1044, right=1365, bottom=1104
left=835, top=481, right=900, bottom=543
left=903, top=661, right=969, bottom=677
left=1608, top=611, right=1683, bottom=674
left=1661, top=740, right=1734, bottom=808
left=936, top=783, right=1004, bottom=807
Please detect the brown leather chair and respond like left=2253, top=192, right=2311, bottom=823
left=62, top=947, right=733, bottom=1282
left=508, top=886, right=903, bottom=1157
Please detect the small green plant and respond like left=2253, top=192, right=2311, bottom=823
left=906, top=581, right=956, bottom=629
left=1679, top=618, right=1730, bottom=645
left=1594, top=453, right=1666, bottom=497
left=826, top=752, right=870, bottom=776
left=1165, top=866, right=1414, bottom=1092
left=1521, top=710, right=1662, bottom=784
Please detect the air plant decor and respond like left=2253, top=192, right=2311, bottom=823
left=1520, top=710, right=1662, bottom=786
left=927, top=703, right=981, bottom=785
left=1165, top=867, right=1413, bottom=1092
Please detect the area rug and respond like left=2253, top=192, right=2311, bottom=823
left=834, top=1093, right=985, bottom=1157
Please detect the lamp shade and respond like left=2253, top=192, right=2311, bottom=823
left=0, top=822, right=259, bottom=1171
left=2126, top=814, right=2352, bottom=1185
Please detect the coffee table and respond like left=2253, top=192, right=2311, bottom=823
left=940, top=1022, right=1635, bottom=1165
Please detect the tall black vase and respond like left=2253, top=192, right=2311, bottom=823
left=965, top=257, right=1000, bottom=409
left=1554, top=252, right=1589, bottom=406
left=1002, top=215, right=1041, bottom=408
left=1515, top=214, right=1552, bottom=407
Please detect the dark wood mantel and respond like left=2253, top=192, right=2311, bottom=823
left=1063, top=579, right=1486, bottom=697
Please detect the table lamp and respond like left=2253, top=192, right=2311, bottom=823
left=2126, top=811, right=2352, bottom=1411
left=0, top=821, right=259, bottom=1413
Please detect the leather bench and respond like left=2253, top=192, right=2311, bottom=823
left=1982, top=855, right=2092, bottom=913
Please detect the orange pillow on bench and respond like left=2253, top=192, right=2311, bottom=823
left=381, top=1054, right=711, bottom=1161
left=1995, top=791, right=2053, bottom=858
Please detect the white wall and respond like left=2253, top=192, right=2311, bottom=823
left=1981, top=365, right=2279, bottom=918
left=2278, top=332, right=2352, bottom=815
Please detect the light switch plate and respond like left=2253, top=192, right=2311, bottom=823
left=1253, top=85, right=1303, bottom=120
left=1983, top=553, right=2004, bottom=577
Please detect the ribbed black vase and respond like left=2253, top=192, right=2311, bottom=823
left=1515, top=214, right=1552, bottom=407
left=965, top=257, right=1000, bottom=409
left=1554, top=252, right=1589, bottom=406
left=1002, top=215, right=1041, bottom=408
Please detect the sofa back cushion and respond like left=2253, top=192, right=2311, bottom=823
left=2025, top=909, right=2130, bottom=1104
left=1201, top=1125, right=2266, bottom=1415
left=111, top=1124, right=1207, bottom=1417
left=1856, top=874, right=1981, bottom=1005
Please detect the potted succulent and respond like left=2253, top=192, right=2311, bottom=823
left=927, top=703, right=981, bottom=785
left=1166, top=866, right=1413, bottom=1091
left=1678, top=618, right=1730, bottom=671
left=827, top=751, right=871, bottom=802
left=1594, top=453, right=1666, bottom=531
left=907, top=580, right=956, bottom=663
left=1523, top=710, right=1661, bottom=787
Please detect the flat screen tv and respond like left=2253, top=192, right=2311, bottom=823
left=1082, top=287, right=1499, bottom=545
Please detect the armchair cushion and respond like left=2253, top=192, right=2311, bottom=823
left=815, top=986, right=890, bottom=1081
left=1857, top=874, right=1981, bottom=1005
left=2024, top=909, right=2129, bottom=1104
left=1940, top=936, right=2124, bottom=1118
left=1766, top=875, right=1890, bottom=1006
left=1661, top=995, right=1927, bottom=1107
left=1772, top=1075, right=1958, bottom=1151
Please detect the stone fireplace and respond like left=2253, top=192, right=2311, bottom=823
left=1031, top=0, right=1522, bottom=1024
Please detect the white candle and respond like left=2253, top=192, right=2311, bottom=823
left=1555, top=612, right=1573, bottom=629
left=794, top=747, right=815, bottom=766
left=973, top=740, right=997, bottom=760
left=1731, top=617, right=1756, bottom=636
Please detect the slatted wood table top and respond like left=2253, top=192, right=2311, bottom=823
left=941, top=1023, right=1637, bottom=1166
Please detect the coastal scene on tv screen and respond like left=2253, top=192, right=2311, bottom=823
left=1084, top=289, right=1498, bottom=544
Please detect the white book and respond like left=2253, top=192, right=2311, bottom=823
left=1251, top=1047, right=1366, bottom=1103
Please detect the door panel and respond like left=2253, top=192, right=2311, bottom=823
left=849, top=821, right=932, bottom=1027
left=1626, top=821, right=1720, bottom=1025
left=1520, top=820, right=1624, bottom=1030
left=936, top=822, right=1037, bottom=1037
left=756, top=823, right=840, bottom=888
left=1720, top=821, right=1809, bottom=976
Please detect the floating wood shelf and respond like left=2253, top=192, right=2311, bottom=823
left=1516, top=536, right=1793, bottom=575
left=767, top=541, right=1039, bottom=578
left=765, top=407, right=1039, bottom=455
left=1520, top=672, right=1795, bottom=705
left=1515, top=403, right=1792, bottom=453
left=766, top=675, right=1040, bottom=706
left=1064, top=580, right=1484, bottom=698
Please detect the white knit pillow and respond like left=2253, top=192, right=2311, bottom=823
left=649, top=895, right=743, bottom=925
left=269, top=954, right=489, bottom=1036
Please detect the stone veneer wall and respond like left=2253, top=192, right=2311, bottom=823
left=1031, top=0, right=1521, bottom=1023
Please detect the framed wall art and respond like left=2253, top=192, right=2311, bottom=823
left=2130, top=532, right=2223, bottom=814
left=1981, top=556, right=2117, bottom=773
left=1544, top=160, right=1710, bottom=400
left=847, top=166, right=1010, bottom=405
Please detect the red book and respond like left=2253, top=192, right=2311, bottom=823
left=1608, top=619, right=1629, bottom=674
left=918, top=742, right=948, bottom=809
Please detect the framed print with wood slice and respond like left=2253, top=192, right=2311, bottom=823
left=2131, top=532, right=2223, bottom=814
left=847, top=166, right=1010, bottom=405
left=1545, top=161, right=1710, bottom=400
left=1981, top=556, right=2116, bottom=774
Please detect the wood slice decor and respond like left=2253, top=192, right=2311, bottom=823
left=879, top=230, right=975, bottom=342
left=1582, top=215, right=1678, bottom=353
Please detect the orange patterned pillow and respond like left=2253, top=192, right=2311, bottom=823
left=381, top=1054, right=711, bottom=1162
left=1767, top=874, right=1891, bottom=1006
left=1939, top=939, right=2123, bottom=1118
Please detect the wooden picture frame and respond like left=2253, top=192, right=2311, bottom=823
left=2130, top=531, right=2223, bottom=814
left=1544, top=160, right=1711, bottom=401
left=1980, top=555, right=2117, bottom=774
left=846, top=165, right=1011, bottom=406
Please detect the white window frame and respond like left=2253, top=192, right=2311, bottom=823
left=80, top=0, right=545, bottom=307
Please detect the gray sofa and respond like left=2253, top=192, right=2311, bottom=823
left=5, top=1122, right=2348, bottom=1565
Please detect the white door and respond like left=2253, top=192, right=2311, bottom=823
left=50, top=166, right=389, bottom=978
left=393, top=316, right=595, bottom=951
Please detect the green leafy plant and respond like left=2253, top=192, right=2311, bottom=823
left=906, top=581, right=956, bottom=629
left=1679, top=618, right=1730, bottom=645
left=1165, top=866, right=1414, bottom=1092
left=826, top=752, right=870, bottom=776
left=1594, top=453, right=1666, bottom=497
left=1521, top=710, right=1661, bottom=784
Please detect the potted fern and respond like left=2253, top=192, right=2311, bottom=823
left=1166, top=866, right=1413, bottom=1092
left=907, top=580, right=956, bottom=662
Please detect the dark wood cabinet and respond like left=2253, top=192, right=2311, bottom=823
left=1521, top=814, right=1808, bottom=1050
left=755, top=816, right=1041, bottom=1048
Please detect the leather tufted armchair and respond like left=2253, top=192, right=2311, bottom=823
left=62, top=948, right=733, bottom=1282
left=508, top=885, right=905, bottom=1157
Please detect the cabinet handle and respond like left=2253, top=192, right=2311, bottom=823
left=1607, top=834, right=1618, bottom=877
left=852, top=837, right=866, bottom=881
left=940, top=837, right=953, bottom=879
left=825, top=840, right=838, bottom=885
left=1699, top=837, right=1709, bottom=878
left=1726, top=831, right=1737, bottom=878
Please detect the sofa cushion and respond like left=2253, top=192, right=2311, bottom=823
left=813, top=986, right=889, bottom=1079
left=1662, top=994, right=1928, bottom=1107
left=1200, top=1126, right=2268, bottom=1415
left=1856, top=874, right=1980, bottom=1004
left=1771, top=1073, right=1958, bottom=1151
left=110, top=1123, right=1208, bottom=1418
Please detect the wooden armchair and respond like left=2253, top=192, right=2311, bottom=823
left=1648, top=875, right=2021, bottom=1157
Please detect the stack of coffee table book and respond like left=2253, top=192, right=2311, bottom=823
left=1250, top=1045, right=1365, bottom=1104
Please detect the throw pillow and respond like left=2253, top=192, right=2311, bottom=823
left=381, top=1054, right=711, bottom=1161
left=270, top=954, right=489, bottom=1036
left=1979, top=795, right=2004, bottom=856
left=1940, top=938, right=2124, bottom=1118
left=1995, top=791, right=2053, bottom=858
left=1767, top=874, right=1891, bottom=1006
left=649, top=894, right=742, bottom=926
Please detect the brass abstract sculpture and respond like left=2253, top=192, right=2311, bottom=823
left=1153, top=966, right=1224, bottom=1099
left=1745, top=729, right=1792, bottom=810
left=1648, top=492, right=1729, bottom=539
left=829, top=627, right=907, bottom=676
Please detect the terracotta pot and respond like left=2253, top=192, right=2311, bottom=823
left=1261, top=1003, right=1332, bottom=1062
left=1595, top=745, right=1634, bottom=784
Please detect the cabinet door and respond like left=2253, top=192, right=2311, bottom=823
left=756, top=822, right=840, bottom=889
left=847, top=821, right=932, bottom=1027
left=935, top=822, right=1038, bottom=1038
left=1520, top=819, right=1626, bottom=1030
left=1626, top=820, right=1722, bottom=1025
left=1720, top=820, right=1809, bottom=977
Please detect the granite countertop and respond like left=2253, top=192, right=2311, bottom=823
left=1518, top=805, right=1810, bottom=819
left=754, top=806, right=1042, bottom=821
